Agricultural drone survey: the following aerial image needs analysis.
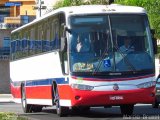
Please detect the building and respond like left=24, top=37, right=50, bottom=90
left=0, top=0, right=36, bottom=93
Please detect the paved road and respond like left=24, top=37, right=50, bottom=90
left=0, top=103, right=160, bottom=120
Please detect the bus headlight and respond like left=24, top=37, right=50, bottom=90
left=137, top=81, right=156, bottom=88
left=71, top=84, right=94, bottom=90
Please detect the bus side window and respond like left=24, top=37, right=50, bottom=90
left=50, top=20, right=56, bottom=50
left=50, top=20, right=60, bottom=50
left=11, top=40, right=16, bottom=60
left=55, top=21, right=59, bottom=49
left=42, top=23, right=46, bottom=52
left=42, top=22, right=50, bottom=52
left=22, top=32, right=28, bottom=57
left=46, top=21, right=51, bottom=51
left=28, top=28, right=35, bottom=55
left=22, top=31, right=26, bottom=56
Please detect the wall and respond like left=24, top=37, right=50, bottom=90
left=0, top=29, right=11, bottom=93
left=0, top=0, right=8, bottom=5
left=0, top=30, right=11, bottom=47
left=20, top=1, right=36, bottom=16
left=0, top=60, right=10, bottom=93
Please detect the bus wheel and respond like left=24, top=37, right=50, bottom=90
left=21, top=85, right=32, bottom=113
left=120, top=104, right=134, bottom=115
left=152, top=99, right=159, bottom=108
left=54, top=86, right=69, bottom=117
left=72, top=106, right=90, bottom=112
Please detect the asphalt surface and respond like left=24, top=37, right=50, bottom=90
left=1, top=102, right=160, bottom=120
left=1, top=95, right=160, bottom=120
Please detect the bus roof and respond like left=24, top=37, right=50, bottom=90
left=12, top=4, right=147, bottom=33
left=62, top=4, right=146, bottom=15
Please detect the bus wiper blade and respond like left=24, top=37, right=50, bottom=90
left=114, top=45, right=136, bottom=71
left=92, top=56, right=106, bottom=75
left=92, top=49, right=112, bottom=75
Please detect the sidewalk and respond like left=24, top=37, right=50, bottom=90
left=0, top=94, right=13, bottom=102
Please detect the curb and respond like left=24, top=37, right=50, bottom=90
left=0, top=94, right=13, bottom=103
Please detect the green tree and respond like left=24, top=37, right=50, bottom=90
left=115, top=0, right=160, bottom=39
left=54, top=0, right=85, bottom=9
left=54, top=0, right=160, bottom=39
left=85, top=0, right=109, bottom=4
left=54, top=0, right=112, bottom=9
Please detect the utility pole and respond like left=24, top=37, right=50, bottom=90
left=33, top=0, right=46, bottom=17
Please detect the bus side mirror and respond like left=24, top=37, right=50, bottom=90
left=64, top=26, right=71, bottom=34
left=153, top=38, right=157, bottom=54
left=151, top=29, right=155, bottom=35
left=60, top=25, right=70, bottom=51
left=61, top=37, right=67, bottom=52
left=151, top=29, right=157, bottom=54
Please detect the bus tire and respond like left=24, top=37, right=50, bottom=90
left=32, top=105, right=43, bottom=112
left=72, top=106, right=90, bottom=112
left=152, top=99, right=159, bottom=108
left=21, top=84, right=32, bottom=113
left=51, top=82, right=56, bottom=105
left=120, top=104, right=134, bottom=115
left=54, top=85, right=69, bottom=117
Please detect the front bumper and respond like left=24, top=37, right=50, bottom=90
left=71, top=87, right=155, bottom=106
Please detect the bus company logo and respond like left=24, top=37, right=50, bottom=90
left=113, top=84, right=119, bottom=91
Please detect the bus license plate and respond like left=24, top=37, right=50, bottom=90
left=109, top=96, right=123, bottom=100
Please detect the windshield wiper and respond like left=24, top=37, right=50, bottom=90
left=114, top=45, right=136, bottom=71
left=92, top=50, right=110, bottom=75
left=92, top=42, right=136, bottom=75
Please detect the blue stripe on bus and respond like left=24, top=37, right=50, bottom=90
left=11, top=78, right=69, bottom=87
left=26, top=78, right=68, bottom=86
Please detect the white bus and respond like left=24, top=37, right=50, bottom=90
left=10, top=5, right=157, bottom=116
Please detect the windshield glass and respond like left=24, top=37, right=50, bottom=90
left=69, top=14, right=154, bottom=73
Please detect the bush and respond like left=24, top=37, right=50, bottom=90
left=115, top=0, right=160, bottom=39
left=0, top=112, right=27, bottom=120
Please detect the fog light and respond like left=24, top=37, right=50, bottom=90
left=150, top=93, right=155, bottom=97
left=75, top=96, right=81, bottom=100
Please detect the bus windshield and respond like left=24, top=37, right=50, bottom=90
left=69, top=14, right=154, bottom=74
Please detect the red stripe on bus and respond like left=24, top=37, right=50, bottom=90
left=10, top=84, right=21, bottom=99
left=25, top=85, right=72, bottom=99
left=58, top=85, right=73, bottom=99
left=25, top=86, right=52, bottom=99
left=11, top=83, right=72, bottom=100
